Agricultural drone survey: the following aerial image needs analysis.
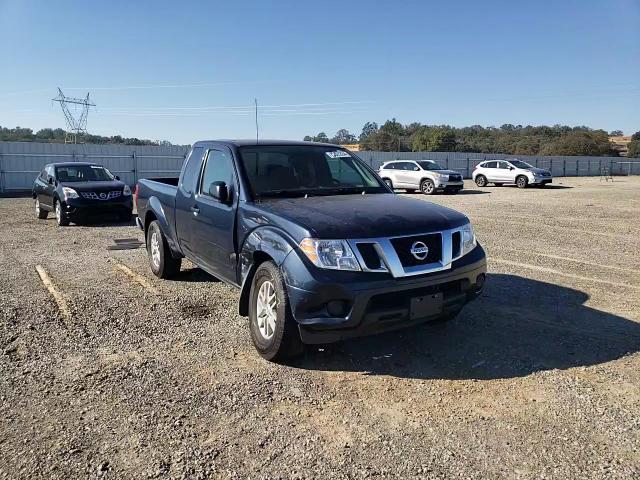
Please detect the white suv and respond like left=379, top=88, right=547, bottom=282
left=473, top=159, right=552, bottom=188
left=377, top=160, right=464, bottom=195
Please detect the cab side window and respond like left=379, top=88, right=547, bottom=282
left=200, top=149, right=234, bottom=198
left=180, top=147, right=205, bottom=195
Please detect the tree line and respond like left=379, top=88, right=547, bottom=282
left=0, top=126, right=172, bottom=146
left=305, top=120, right=640, bottom=157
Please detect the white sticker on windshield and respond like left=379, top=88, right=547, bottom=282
left=326, top=150, right=351, bottom=158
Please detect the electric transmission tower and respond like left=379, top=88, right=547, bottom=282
left=52, top=88, right=96, bottom=144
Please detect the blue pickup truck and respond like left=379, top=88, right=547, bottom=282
left=135, top=140, right=486, bottom=361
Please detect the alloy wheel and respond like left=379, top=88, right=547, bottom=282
left=256, top=280, right=277, bottom=340
left=150, top=231, right=161, bottom=268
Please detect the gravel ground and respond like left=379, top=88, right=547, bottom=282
left=1, top=176, right=639, bottom=479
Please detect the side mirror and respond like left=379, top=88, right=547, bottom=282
left=209, top=181, right=229, bottom=203
left=414, top=167, right=420, bottom=171
left=114, top=175, right=120, bottom=180
left=508, top=166, right=514, bottom=170
left=47, top=177, right=54, bottom=185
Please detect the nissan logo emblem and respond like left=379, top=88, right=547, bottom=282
left=99, top=192, right=107, bottom=199
left=410, top=241, right=429, bottom=260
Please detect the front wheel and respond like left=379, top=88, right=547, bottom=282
left=35, top=198, right=48, bottom=219
left=146, top=220, right=181, bottom=278
left=420, top=179, right=436, bottom=195
left=475, top=175, right=487, bottom=187
left=249, top=261, right=303, bottom=362
left=54, top=199, right=69, bottom=226
left=516, top=175, right=528, bottom=188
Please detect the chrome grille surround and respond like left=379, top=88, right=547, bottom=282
left=349, top=226, right=467, bottom=278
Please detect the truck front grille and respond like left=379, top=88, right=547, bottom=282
left=448, top=174, right=462, bottom=182
left=390, top=233, right=442, bottom=267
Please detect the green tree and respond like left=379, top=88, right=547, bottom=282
left=412, top=127, right=456, bottom=152
left=627, top=141, right=640, bottom=158
left=331, top=129, right=356, bottom=144
left=610, top=130, right=623, bottom=136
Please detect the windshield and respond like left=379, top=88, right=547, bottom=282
left=56, top=165, right=114, bottom=182
left=417, top=161, right=445, bottom=171
left=238, top=146, right=388, bottom=198
left=509, top=160, right=534, bottom=169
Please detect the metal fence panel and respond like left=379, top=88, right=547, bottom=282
left=0, top=141, right=189, bottom=192
left=353, top=151, right=640, bottom=179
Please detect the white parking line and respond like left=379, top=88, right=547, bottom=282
left=491, top=258, right=640, bottom=291
left=35, top=265, right=72, bottom=320
left=113, top=263, right=158, bottom=294
left=502, top=250, right=640, bottom=275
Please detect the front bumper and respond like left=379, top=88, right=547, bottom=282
left=281, top=244, right=486, bottom=344
left=436, top=181, right=464, bottom=191
left=531, top=177, right=552, bottom=185
left=62, top=197, right=133, bottom=219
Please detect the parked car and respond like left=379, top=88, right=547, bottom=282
left=377, top=160, right=464, bottom=194
left=32, top=162, right=133, bottom=226
left=135, top=141, right=486, bottom=361
left=472, top=159, right=552, bottom=188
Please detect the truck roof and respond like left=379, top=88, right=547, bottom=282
left=193, top=139, right=342, bottom=148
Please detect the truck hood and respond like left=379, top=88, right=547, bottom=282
left=257, top=194, right=469, bottom=238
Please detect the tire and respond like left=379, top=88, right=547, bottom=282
left=249, top=261, right=303, bottom=362
left=420, top=178, right=436, bottom=195
left=35, top=198, right=48, bottom=219
left=382, top=178, right=394, bottom=190
left=54, top=198, right=69, bottom=226
left=494, top=183, right=503, bottom=187
left=516, top=175, right=528, bottom=189
left=475, top=175, right=487, bottom=187
left=146, top=220, right=181, bottom=279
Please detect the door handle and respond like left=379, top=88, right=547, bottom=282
left=190, top=205, right=200, bottom=215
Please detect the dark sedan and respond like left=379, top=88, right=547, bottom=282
left=32, top=162, right=133, bottom=226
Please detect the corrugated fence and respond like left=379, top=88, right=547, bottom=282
left=0, top=142, right=189, bottom=192
left=1, top=142, right=639, bottom=192
left=353, top=151, right=640, bottom=178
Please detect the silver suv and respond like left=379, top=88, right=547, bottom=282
left=377, top=160, right=464, bottom=195
left=473, top=159, right=552, bottom=188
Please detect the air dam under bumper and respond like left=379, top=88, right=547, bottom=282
left=282, top=244, right=486, bottom=344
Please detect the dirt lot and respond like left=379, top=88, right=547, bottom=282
left=1, top=176, right=639, bottom=479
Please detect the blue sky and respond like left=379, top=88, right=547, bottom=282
left=1, top=0, right=638, bottom=144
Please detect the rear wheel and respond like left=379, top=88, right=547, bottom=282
left=249, top=261, right=303, bottom=362
left=383, top=178, right=393, bottom=190
left=516, top=175, right=528, bottom=188
left=147, top=220, right=181, bottom=278
left=420, top=178, right=435, bottom=195
left=35, top=198, right=48, bottom=219
left=54, top=199, right=69, bottom=226
left=475, top=175, right=487, bottom=187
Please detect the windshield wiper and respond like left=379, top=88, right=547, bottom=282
left=256, top=190, right=309, bottom=199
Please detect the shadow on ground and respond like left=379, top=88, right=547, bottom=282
left=169, top=267, right=220, bottom=283
left=294, top=274, right=640, bottom=380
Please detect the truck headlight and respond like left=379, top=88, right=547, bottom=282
left=62, top=187, right=79, bottom=200
left=299, top=238, right=361, bottom=271
left=461, top=223, right=477, bottom=256
left=123, top=185, right=132, bottom=196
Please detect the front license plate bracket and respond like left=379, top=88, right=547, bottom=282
left=410, top=292, right=443, bottom=320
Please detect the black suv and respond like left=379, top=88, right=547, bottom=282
left=32, top=162, right=133, bottom=226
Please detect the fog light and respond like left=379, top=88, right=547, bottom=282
left=327, top=300, right=349, bottom=317
left=475, top=273, right=486, bottom=293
